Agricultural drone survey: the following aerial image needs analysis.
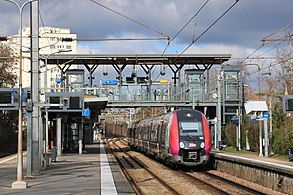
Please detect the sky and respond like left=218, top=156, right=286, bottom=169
left=0, top=0, right=293, bottom=88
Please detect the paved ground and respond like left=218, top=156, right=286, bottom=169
left=0, top=140, right=135, bottom=195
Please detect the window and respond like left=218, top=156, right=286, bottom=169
left=50, top=45, right=56, bottom=49
left=151, top=125, right=158, bottom=142
left=225, top=82, right=239, bottom=99
left=143, top=126, right=149, bottom=141
left=66, top=45, right=71, bottom=50
left=179, top=121, right=203, bottom=136
left=225, top=72, right=238, bottom=80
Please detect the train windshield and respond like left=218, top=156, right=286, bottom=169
left=179, top=121, right=203, bottom=136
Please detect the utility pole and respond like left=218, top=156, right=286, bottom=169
left=259, top=120, right=263, bottom=157
left=216, top=71, right=222, bottom=149
left=269, top=97, right=273, bottom=155
left=30, top=0, right=40, bottom=175
left=264, top=117, right=269, bottom=157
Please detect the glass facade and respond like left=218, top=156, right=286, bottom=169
left=185, top=70, right=205, bottom=102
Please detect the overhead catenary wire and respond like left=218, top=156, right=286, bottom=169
left=197, top=56, right=292, bottom=100
left=161, top=0, right=210, bottom=56
left=246, top=57, right=293, bottom=78
left=254, top=41, right=284, bottom=59
left=178, top=0, right=240, bottom=56
left=38, top=7, right=57, bottom=54
left=88, top=0, right=169, bottom=39
left=226, top=21, right=293, bottom=76
left=209, top=22, right=293, bottom=96
left=153, top=0, right=240, bottom=81
left=35, top=1, right=293, bottom=96
left=261, top=22, right=293, bottom=42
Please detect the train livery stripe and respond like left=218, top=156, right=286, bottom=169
left=169, top=112, right=179, bottom=156
left=202, top=113, right=211, bottom=155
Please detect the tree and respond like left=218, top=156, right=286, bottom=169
left=0, top=43, right=17, bottom=87
left=0, top=43, right=18, bottom=156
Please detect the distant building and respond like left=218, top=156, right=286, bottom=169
left=8, top=26, right=77, bottom=89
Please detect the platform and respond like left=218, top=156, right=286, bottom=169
left=212, top=150, right=293, bottom=194
left=0, top=139, right=135, bottom=195
left=212, top=150, right=293, bottom=173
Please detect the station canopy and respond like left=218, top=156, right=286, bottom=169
left=41, top=54, right=231, bottom=66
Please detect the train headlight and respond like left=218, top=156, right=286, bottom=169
left=179, top=142, right=185, bottom=148
left=200, top=142, right=205, bottom=148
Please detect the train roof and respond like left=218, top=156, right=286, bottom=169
left=129, top=108, right=203, bottom=126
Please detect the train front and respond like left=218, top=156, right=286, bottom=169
left=169, top=109, right=211, bottom=166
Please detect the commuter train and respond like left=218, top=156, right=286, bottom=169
left=127, top=109, right=211, bottom=167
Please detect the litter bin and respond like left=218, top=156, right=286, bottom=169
left=51, top=146, right=57, bottom=162
left=289, top=147, right=293, bottom=161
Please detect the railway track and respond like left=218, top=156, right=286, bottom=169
left=202, top=171, right=267, bottom=195
left=107, top=138, right=232, bottom=194
left=180, top=170, right=267, bottom=195
left=108, top=139, right=280, bottom=195
left=107, top=138, right=181, bottom=195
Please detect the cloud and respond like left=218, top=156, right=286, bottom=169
left=1, top=0, right=293, bottom=56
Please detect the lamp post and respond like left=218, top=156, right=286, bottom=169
left=3, top=0, right=37, bottom=189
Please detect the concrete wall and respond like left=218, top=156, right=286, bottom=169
left=214, top=155, right=293, bottom=194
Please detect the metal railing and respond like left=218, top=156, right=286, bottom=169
left=41, top=83, right=218, bottom=104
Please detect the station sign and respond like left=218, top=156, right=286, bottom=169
left=159, top=80, right=169, bottom=84
left=102, top=80, right=118, bottom=85
left=55, top=78, right=62, bottom=84
left=231, top=115, right=239, bottom=125
left=262, top=112, right=270, bottom=119
left=82, top=108, right=90, bottom=117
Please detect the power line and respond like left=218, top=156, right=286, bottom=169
left=194, top=57, right=291, bottom=101
left=161, top=0, right=210, bottom=55
left=261, top=22, right=293, bottom=42
left=254, top=41, right=284, bottom=59
left=246, top=57, right=293, bottom=77
left=179, top=0, right=240, bottom=56
left=226, top=22, right=293, bottom=75
left=38, top=6, right=56, bottom=53
left=88, top=0, right=169, bottom=39
left=154, top=0, right=240, bottom=81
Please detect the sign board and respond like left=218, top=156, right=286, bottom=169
left=102, top=80, right=118, bottom=85
left=244, top=101, right=268, bottom=115
left=82, top=108, right=90, bottom=117
left=55, top=78, right=62, bottom=84
left=231, top=116, right=239, bottom=125
left=159, top=80, right=169, bottom=84
left=262, top=112, right=270, bottom=119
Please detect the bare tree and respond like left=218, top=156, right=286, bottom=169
left=0, top=43, right=17, bottom=87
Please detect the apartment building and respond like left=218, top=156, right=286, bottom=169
left=9, top=26, right=77, bottom=90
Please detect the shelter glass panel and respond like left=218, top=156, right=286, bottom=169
left=225, top=82, right=239, bottom=100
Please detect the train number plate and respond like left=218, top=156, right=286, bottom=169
left=188, top=152, right=197, bottom=159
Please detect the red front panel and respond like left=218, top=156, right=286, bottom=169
left=202, top=113, right=211, bottom=155
left=169, top=113, right=179, bottom=156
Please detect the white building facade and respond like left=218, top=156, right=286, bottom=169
left=9, top=27, right=77, bottom=91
